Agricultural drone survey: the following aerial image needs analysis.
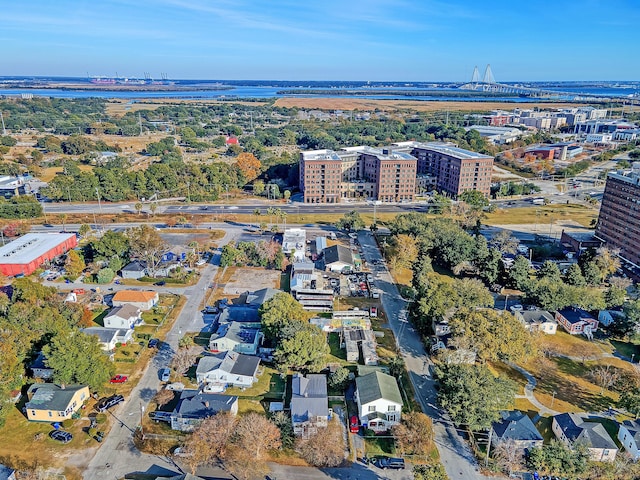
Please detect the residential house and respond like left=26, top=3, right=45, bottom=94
left=555, top=308, right=599, bottom=336
left=552, top=413, right=618, bottom=462
left=515, top=310, right=557, bottom=334
left=103, top=304, right=141, bottom=330
left=343, top=327, right=379, bottom=365
left=170, top=389, right=238, bottom=432
left=490, top=410, right=543, bottom=451
left=598, top=309, right=625, bottom=328
left=195, top=351, right=260, bottom=390
left=282, top=228, right=307, bottom=262
left=323, top=245, right=355, bottom=273
left=82, top=327, right=133, bottom=351
left=217, top=306, right=260, bottom=325
left=618, top=420, right=640, bottom=460
left=30, top=351, right=54, bottom=380
left=242, top=287, right=280, bottom=307
left=209, top=321, right=263, bottom=355
left=290, top=261, right=334, bottom=312
left=112, top=290, right=159, bottom=311
left=0, top=464, right=15, bottom=480
left=120, top=260, right=147, bottom=279
left=25, top=384, right=90, bottom=422
left=355, top=371, right=402, bottom=433
left=290, top=373, right=329, bottom=437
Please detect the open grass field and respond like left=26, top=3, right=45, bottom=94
left=485, top=204, right=599, bottom=228
left=274, top=97, right=590, bottom=112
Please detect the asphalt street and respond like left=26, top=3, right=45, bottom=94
left=357, top=231, right=489, bottom=480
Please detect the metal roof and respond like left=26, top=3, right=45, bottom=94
left=291, top=373, right=328, bottom=423
left=356, top=371, right=402, bottom=406
left=25, top=384, right=87, bottom=412
left=0, top=233, right=76, bottom=264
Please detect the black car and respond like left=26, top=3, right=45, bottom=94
left=149, top=411, right=172, bottom=422
left=154, top=280, right=166, bottom=286
left=94, top=431, right=104, bottom=442
left=148, top=338, right=159, bottom=348
left=95, top=394, right=124, bottom=413
left=49, top=429, right=73, bottom=443
left=372, top=456, right=405, bottom=469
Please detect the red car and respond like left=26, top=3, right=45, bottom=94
left=350, top=416, right=360, bottom=433
left=110, top=375, right=128, bottom=384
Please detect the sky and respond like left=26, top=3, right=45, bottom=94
left=2, top=0, right=639, bottom=81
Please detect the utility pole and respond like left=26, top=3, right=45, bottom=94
left=485, top=428, right=493, bottom=467
left=138, top=113, right=143, bottom=136
left=139, top=402, right=145, bottom=440
left=0, top=111, right=6, bottom=135
left=95, top=187, right=104, bottom=231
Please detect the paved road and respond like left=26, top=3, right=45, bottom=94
left=357, top=231, right=489, bottom=480
left=82, top=230, right=237, bottom=480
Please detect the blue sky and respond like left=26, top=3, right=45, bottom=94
left=2, top=0, right=639, bottom=81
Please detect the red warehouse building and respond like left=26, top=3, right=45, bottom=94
left=0, top=233, right=78, bottom=277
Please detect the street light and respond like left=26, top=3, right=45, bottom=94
left=551, top=390, right=557, bottom=408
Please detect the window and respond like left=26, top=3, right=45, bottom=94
left=368, top=405, right=376, bottom=412
left=48, top=411, right=52, bottom=417
left=388, top=405, right=396, bottom=411
left=31, top=410, right=36, bottom=417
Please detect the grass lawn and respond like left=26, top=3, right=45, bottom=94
left=224, top=366, right=286, bottom=401
left=609, top=339, right=640, bottom=360
left=327, top=332, right=350, bottom=365
left=142, top=310, right=164, bottom=325
left=364, top=436, right=396, bottom=456
left=279, top=272, right=290, bottom=292
left=487, top=362, right=527, bottom=395
left=92, top=307, right=108, bottom=327
left=534, top=416, right=555, bottom=443
left=538, top=330, right=612, bottom=358
left=484, top=204, right=598, bottom=227
left=390, top=266, right=412, bottom=287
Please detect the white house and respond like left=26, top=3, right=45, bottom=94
left=103, top=304, right=141, bottom=330
left=195, top=351, right=260, bottom=390
left=618, top=420, right=640, bottom=460
left=111, top=290, right=159, bottom=311
left=208, top=322, right=262, bottom=356
left=552, top=413, right=618, bottom=462
left=515, top=310, right=557, bottom=334
left=82, top=327, right=133, bottom=351
left=355, top=371, right=402, bottom=433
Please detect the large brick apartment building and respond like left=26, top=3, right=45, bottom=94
left=595, top=166, right=640, bottom=267
left=299, top=142, right=493, bottom=203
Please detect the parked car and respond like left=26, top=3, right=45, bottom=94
left=147, top=338, right=159, bottom=348
left=109, top=375, right=128, bottom=384
left=372, top=456, right=405, bottom=469
left=154, top=280, right=166, bottom=286
left=49, top=429, right=73, bottom=443
left=166, top=382, right=185, bottom=391
left=149, top=411, right=172, bottom=422
left=94, top=431, right=104, bottom=442
left=349, top=416, right=360, bottom=433
left=370, top=307, right=377, bottom=318
left=95, top=394, right=124, bottom=413
left=160, top=368, right=171, bottom=382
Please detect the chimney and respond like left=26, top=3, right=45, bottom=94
left=60, top=384, right=66, bottom=390
left=204, top=401, right=210, bottom=408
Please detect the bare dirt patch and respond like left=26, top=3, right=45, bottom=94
left=222, top=267, right=281, bottom=294
left=274, top=97, right=590, bottom=112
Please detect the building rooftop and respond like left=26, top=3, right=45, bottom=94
left=112, top=290, right=158, bottom=304
left=211, top=321, right=260, bottom=346
left=517, top=310, right=556, bottom=326
left=557, top=307, right=595, bottom=325
left=196, top=351, right=260, bottom=378
left=323, top=245, right=354, bottom=266
left=26, top=384, right=87, bottom=412
left=291, top=373, right=329, bottom=423
left=105, top=304, right=140, bottom=320
left=554, top=413, right=617, bottom=450
left=82, top=327, right=125, bottom=343
left=492, top=410, right=543, bottom=442
left=356, top=371, right=402, bottom=406
left=301, top=149, right=342, bottom=161
left=173, top=390, right=237, bottom=418
left=0, top=233, right=76, bottom=265
left=411, top=140, right=494, bottom=160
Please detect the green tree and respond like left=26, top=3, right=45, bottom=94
left=336, top=210, right=365, bottom=232
left=527, top=440, right=589, bottom=476
left=538, top=260, right=561, bottom=282
left=90, top=230, right=129, bottom=261
left=476, top=247, right=501, bottom=284
left=448, top=308, right=535, bottom=363
left=582, top=260, right=602, bottom=285
left=96, top=267, right=115, bottom=284
left=135, top=202, right=143, bottom=216
left=328, top=367, right=350, bottom=391
left=506, top=255, right=531, bottom=290
left=413, top=464, right=448, bottom=480
left=564, top=263, right=586, bottom=286
left=274, top=323, right=329, bottom=372
left=436, top=364, right=516, bottom=430
left=126, top=224, right=168, bottom=276
left=43, top=330, right=115, bottom=390
left=605, top=285, right=627, bottom=309
left=619, top=389, right=640, bottom=418
left=65, top=250, right=86, bottom=280
left=458, top=189, right=489, bottom=209
left=259, top=292, right=309, bottom=342
left=78, top=223, right=92, bottom=237
left=490, top=230, right=519, bottom=255
left=253, top=180, right=265, bottom=196
left=392, top=412, right=434, bottom=455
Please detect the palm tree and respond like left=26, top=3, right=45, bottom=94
left=149, top=202, right=158, bottom=217
left=135, top=202, right=143, bottom=216
left=253, top=208, right=262, bottom=230
left=266, top=207, right=276, bottom=228
left=279, top=210, right=288, bottom=231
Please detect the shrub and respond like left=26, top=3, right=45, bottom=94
left=95, top=414, right=107, bottom=424
left=61, top=419, right=73, bottom=428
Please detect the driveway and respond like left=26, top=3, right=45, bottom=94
left=81, top=230, right=238, bottom=480
left=358, top=231, right=489, bottom=480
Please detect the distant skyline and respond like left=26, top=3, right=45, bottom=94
left=2, top=0, right=639, bottom=81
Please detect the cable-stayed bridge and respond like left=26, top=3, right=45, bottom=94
left=460, top=65, right=640, bottom=105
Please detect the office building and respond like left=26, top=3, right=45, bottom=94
left=595, top=165, right=640, bottom=267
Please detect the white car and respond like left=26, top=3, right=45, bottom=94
left=203, top=383, right=225, bottom=393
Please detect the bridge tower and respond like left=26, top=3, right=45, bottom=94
left=482, top=64, right=495, bottom=84
left=471, top=66, right=480, bottom=89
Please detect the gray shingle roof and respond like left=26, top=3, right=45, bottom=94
left=622, top=420, right=640, bottom=443
left=356, top=371, right=402, bottom=406
left=492, top=411, right=543, bottom=442
left=173, top=390, right=237, bottom=419
left=122, top=260, right=146, bottom=272
left=518, top=310, right=556, bottom=326
left=290, top=374, right=328, bottom=423
left=196, top=351, right=260, bottom=378
left=554, top=413, right=617, bottom=450
left=82, top=327, right=123, bottom=343
left=25, top=384, right=87, bottom=412
left=105, top=304, right=140, bottom=321
left=323, top=245, right=354, bottom=266
left=245, top=288, right=280, bottom=307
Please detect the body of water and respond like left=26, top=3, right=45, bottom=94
left=0, top=83, right=638, bottom=101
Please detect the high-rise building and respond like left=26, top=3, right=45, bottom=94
left=393, top=141, right=494, bottom=198
left=595, top=165, right=640, bottom=267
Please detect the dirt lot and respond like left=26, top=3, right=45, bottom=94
left=221, top=267, right=281, bottom=294
left=273, top=97, right=591, bottom=112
